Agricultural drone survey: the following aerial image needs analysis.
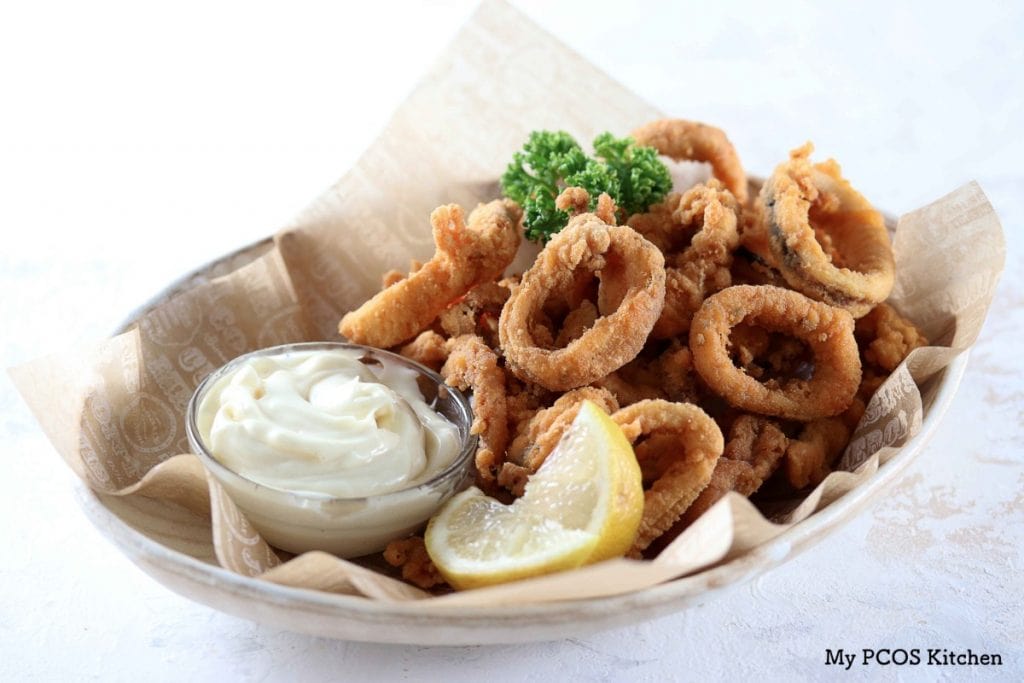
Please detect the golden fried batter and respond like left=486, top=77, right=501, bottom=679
left=681, top=414, right=788, bottom=526
left=499, top=386, right=619, bottom=496
left=398, top=330, right=449, bottom=372
left=612, top=400, right=723, bottom=556
left=856, top=302, right=929, bottom=372
left=441, top=335, right=509, bottom=486
left=383, top=536, right=445, bottom=589
left=340, top=199, right=522, bottom=348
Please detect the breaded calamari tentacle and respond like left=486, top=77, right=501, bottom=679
left=784, top=417, right=851, bottom=489
left=855, top=302, right=929, bottom=372
left=383, top=536, right=445, bottom=589
left=784, top=365, right=889, bottom=490
left=555, top=186, right=619, bottom=225
left=554, top=299, right=598, bottom=347
left=441, top=335, right=509, bottom=486
left=593, top=340, right=695, bottom=408
left=339, top=199, right=522, bottom=348
left=631, top=180, right=742, bottom=338
left=438, top=281, right=511, bottom=348
left=397, top=330, right=450, bottom=372
left=593, top=368, right=666, bottom=407
left=681, top=414, right=788, bottom=526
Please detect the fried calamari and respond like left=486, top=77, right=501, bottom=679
left=499, top=195, right=666, bottom=391
left=383, top=536, right=445, bottom=589
left=330, top=118, right=931, bottom=592
left=855, top=302, right=929, bottom=372
left=690, top=285, right=862, bottom=420
left=632, top=118, right=749, bottom=204
left=397, top=330, right=449, bottom=372
left=612, top=400, right=724, bottom=556
left=340, top=199, right=522, bottom=348
left=681, top=414, right=789, bottom=526
left=629, top=180, right=742, bottom=338
left=441, top=335, right=509, bottom=487
left=746, top=144, right=895, bottom=317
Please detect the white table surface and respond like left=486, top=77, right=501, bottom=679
left=2, top=1, right=1021, bottom=680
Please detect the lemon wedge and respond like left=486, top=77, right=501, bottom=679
left=424, top=400, right=643, bottom=590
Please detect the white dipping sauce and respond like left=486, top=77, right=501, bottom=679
left=196, top=348, right=460, bottom=498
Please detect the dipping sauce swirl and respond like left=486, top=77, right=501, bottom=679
left=195, top=348, right=461, bottom=498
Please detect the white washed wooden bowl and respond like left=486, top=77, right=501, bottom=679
left=75, top=202, right=971, bottom=645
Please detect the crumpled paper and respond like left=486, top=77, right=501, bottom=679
left=9, top=0, right=1005, bottom=605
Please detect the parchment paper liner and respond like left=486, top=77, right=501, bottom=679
left=10, top=0, right=1005, bottom=607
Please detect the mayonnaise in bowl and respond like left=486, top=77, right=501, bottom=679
left=186, top=342, right=475, bottom=557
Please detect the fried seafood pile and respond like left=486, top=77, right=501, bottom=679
left=339, top=119, right=928, bottom=589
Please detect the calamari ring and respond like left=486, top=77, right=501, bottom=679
left=689, top=285, right=861, bottom=420
left=631, top=118, right=749, bottom=205
left=611, top=399, right=723, bottom=556
left=498, top=212, right=665, bottom=391
left=751, top=144, right=895, bottom=317
left=339, top=199, right=522, bottom=348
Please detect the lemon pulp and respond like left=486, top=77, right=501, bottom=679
left=425, top=400, right=643, bottom=590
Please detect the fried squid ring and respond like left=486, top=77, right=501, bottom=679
left=689, top=285, right=861, bottom=420
left=339, top=199, right=522, bottom=348
left=631, top=118, right=749, bottom=205
left=441, top=335, right=509, bottom=487
left=498, top=212, right=665, bottom=391
left=611, top=399, right=723, bottom=556
left=749, top=144, right=895, bottom=317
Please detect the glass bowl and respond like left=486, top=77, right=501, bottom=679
left=185, top=341, right=476, bottom=557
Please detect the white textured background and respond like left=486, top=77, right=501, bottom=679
left=2, top=0, right=1022, bottom=680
